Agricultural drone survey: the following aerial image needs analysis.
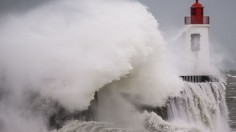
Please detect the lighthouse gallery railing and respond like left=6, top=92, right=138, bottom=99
left=185, top=16, right=210, bottom=25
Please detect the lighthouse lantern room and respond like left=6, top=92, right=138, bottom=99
left=184, top=0, right=210, bottom=74
left=185, top=0, right=210, bottom=25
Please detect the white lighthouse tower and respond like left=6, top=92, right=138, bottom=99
left=184, top=0, right=210, bottom=74
left=181, top=0, right=216, bottom=82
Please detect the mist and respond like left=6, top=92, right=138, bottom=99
left=0, top=0, right=184, bottom=131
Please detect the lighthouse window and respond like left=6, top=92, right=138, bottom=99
left=201, top=8, right=204, bottom=15
left=191, top=33, right=201, bottom=52
left=191, top=8, right=197, bottom=15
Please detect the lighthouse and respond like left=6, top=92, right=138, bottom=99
left=181, top=0, right=217, bottom=82
left=185, top=0, right=210, bottom=73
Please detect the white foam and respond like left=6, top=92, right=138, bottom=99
left=0, top=0, right=183, bottom=131
left=167, top=82, right=231, bottom=132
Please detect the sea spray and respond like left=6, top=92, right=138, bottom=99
left=0, top=0, right=183, bottom=131
left=51, top=81, right=233, bottom=132
left=167, top=82, right=230, bottom=132
left=49, top=82, right=231, bottom=132
left=51, top=121, right=145, bottom=132
left=51, top=111, right=202, bottom=132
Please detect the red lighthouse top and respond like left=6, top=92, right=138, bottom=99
left=185, top=0, right=210, bottom=25
left=191, top=0, right=203, bottom=8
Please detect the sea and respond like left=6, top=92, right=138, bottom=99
left=226, top=70, right=236, bottom=131
left=52, top=78, right=233, bottom=132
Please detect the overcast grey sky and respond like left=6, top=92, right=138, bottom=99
left=139, top=0, right=236, bottom=70
left=0, top=0, right=235, bottom=69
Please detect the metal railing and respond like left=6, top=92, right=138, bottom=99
left=180, top=75, right=218, bottom=83
left=185, top=16, right=210, bottom=25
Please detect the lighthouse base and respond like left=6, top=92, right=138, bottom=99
left=180, top=75, right=219, bottom=83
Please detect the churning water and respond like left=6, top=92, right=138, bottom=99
left=168, top=82, right=230, bottom=132
left=226, top=70, right=236, bottom=131
left=51, top=82, right=231, bottom=132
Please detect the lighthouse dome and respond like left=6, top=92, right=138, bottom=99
left=191, top=0, right=203, bottom=8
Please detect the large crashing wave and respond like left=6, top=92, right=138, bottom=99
left=167, top=82, right=230, bottom=132
left=51, top=82, right=230, bottom=132
left=0, top=0, right=183, bottom=132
